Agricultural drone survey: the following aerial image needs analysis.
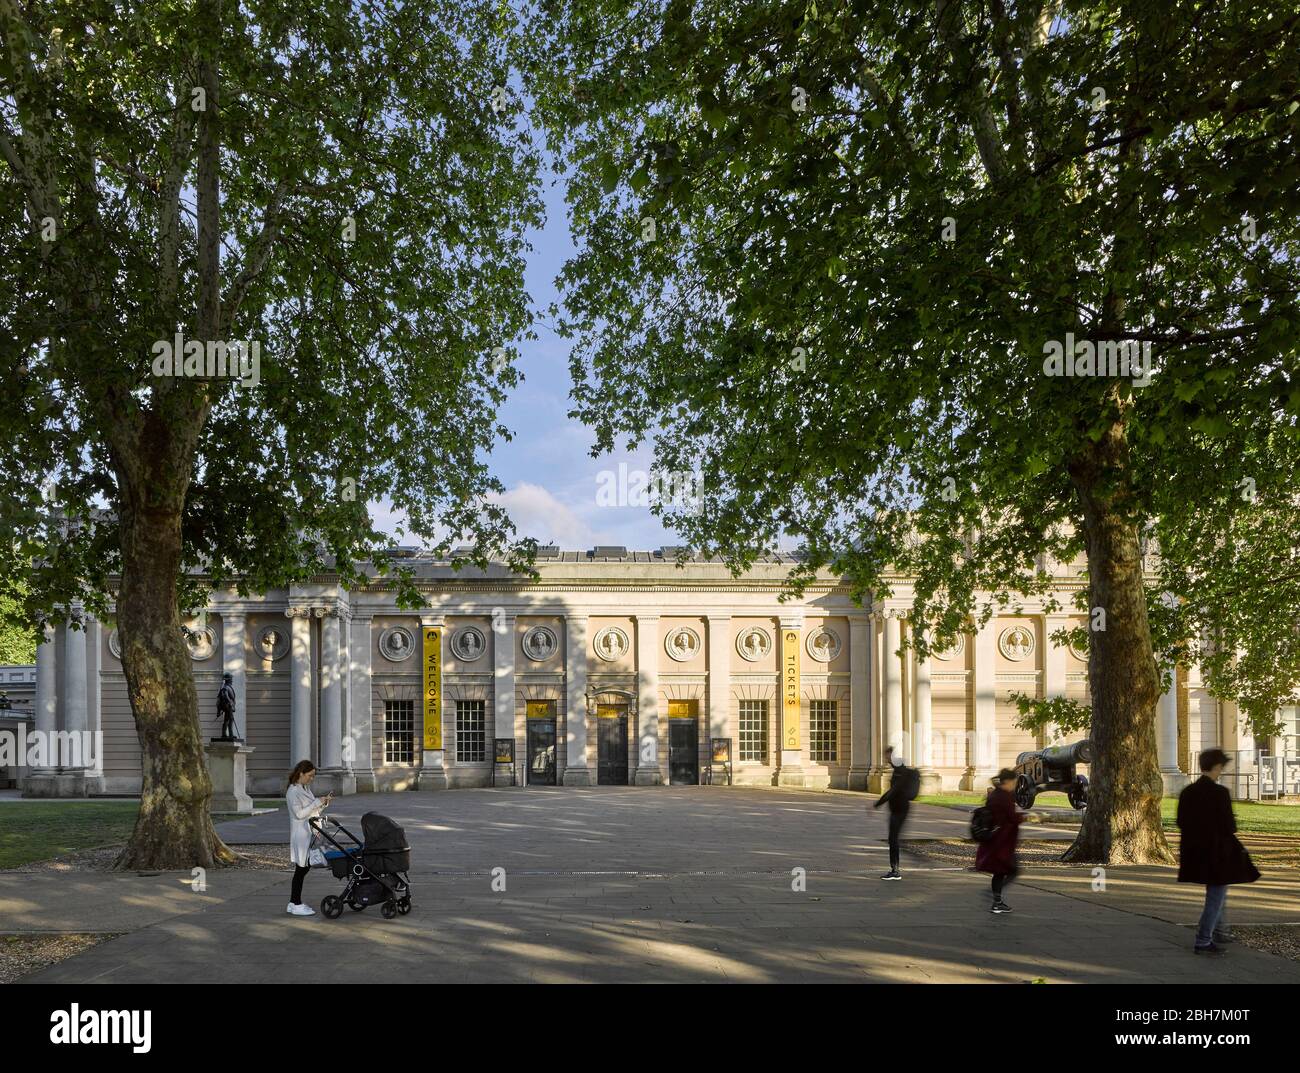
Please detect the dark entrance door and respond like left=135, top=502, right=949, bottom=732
left=669, top=719, right=699, bottom=785
left=597, top=705, right=629, bottom=785
left=527, top=720, right=557, bottom=785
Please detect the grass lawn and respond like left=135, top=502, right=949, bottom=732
left=916, top=791, right=1300, bottom=836
left=0, top=800, right=282, bottom=869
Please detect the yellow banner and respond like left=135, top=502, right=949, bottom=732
left=782, top=628, right=801, bottom=750
left=423, top=627, right=442, bottom=751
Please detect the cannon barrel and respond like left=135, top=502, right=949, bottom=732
left=1040, top=739, right=1093, bottom=766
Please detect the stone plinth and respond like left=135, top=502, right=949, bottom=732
left=206, top=741, right=255, bottom=814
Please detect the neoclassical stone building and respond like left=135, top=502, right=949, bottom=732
left=18, top=547, right=1298, bottom=798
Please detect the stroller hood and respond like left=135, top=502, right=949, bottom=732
left=361, top=812, right=409, bottom=853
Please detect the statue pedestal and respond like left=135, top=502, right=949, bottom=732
left=206, top=741, right=255, bottom=814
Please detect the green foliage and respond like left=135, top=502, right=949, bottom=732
left=0, top=582, right=37, bottom=663
left=1009, top=692, right=1091, bottom=737
left=0, top=0, right=544, bottom=620
left=525, top=0, right=1300, bottom=737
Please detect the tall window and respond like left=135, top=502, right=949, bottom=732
left=739, top=699, right=769, bottom=762
left=384, top=699, right=415, bottom=764
left=809, top=700, right=838, bottom=763
left=456, top=699, right=487, bottom=762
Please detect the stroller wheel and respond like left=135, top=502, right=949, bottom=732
left=321, top=895, right=344, bottom=920
left=397, top=896, right=412, bottom=915
left=381, top=899, right=398, bottom=919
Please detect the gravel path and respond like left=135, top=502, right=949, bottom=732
left=0, top=934, right=113, bottom=984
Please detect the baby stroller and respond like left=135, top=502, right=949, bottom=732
left=309, top=812, right=412, bottom=920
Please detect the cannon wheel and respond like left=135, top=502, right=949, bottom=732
left=1014, top=774, right=1037, bottom=810
left=1068, top=774, right=1088, bottom=811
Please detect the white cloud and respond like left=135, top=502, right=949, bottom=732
left=488, top=482, right=596, bottom=547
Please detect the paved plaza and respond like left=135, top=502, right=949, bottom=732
left=7, top=787, right=1300, bottom=983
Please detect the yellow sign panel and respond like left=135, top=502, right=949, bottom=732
left=422, top=627, right=442, bottom=751
left=782, top=629, right=800, bottom=750
left=526, top=700, right=553, bottom=720
left=597, top=704, right=625, bottom=720
left=668, top=699, right=698, bottom=720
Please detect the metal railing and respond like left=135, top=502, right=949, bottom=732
left=1221, top=747, right=1300, bottom=800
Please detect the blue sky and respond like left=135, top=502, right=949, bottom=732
left=375, top=161, right=680, bottom=552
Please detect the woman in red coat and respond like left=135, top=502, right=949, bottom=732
left=976, top=769, right=1024, bottom=914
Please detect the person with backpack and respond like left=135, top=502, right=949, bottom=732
left=1177, top=748, right=1260, bottom=956
left=974, top=768, right=1024, bottom=913
left=873, top=746, right=920, bottom=880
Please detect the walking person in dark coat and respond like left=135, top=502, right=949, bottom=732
left=976, top=768, right=1024, bottom=913
left=1177, top=748, right=1260, bottom=956
left=873, top=746, right=920, bottom=880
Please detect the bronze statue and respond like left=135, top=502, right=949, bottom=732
left=214, top=672, right=243, bottom=742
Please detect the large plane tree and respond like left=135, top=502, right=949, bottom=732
left=0, top=0, right=541, bottom=867
left=526, top=0, right=1300, bottom=861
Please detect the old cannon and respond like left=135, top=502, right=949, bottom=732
left=1014, top=739, right=1093, bottom=810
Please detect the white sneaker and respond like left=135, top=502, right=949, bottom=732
left=287, top=903, right=316, bottom=916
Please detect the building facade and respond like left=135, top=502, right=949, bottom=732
left=17, top=548, right=1300, bottom=799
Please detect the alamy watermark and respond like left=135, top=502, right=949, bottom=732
left=1042, top=332, right=1152, bottom=387
left=0, top=727, right=101, bottom=768
left=595, top=463, right=703, bottom=511
left=151, top=330, right=261, bottom=387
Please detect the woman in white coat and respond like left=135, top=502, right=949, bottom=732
left=286, top=760, right=333, bottom=916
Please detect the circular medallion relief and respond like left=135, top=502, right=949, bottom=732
left=735, top=626, right=772, bottom=663
left=183, top=624, right=217, bottom=661
left=933, top=635, right=966, bottom=661
left=107, top=628, right=121, bottom=660
left=998, top=625, right=1036, bottom=662
left=1067, top=634, right=1089, bottom=663
left=665, top=625, right=702, bottom=662
left=594, top=626, right=630, bottom=662
left=379, top=626, right=417, bottom=662
left=451, top=626, right=487, bottom=662
left=256, top=624, right=289, bottom=662
left=522, top=625, right=558, bottom=662
left=805, top=626, right=842, bottom=663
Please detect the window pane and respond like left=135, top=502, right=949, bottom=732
left=456, top=699, right=487, bottom=763
left=739, top=699, right=768, bottom=762
left=384, top=699, right=415, bottom=764
left=809, top=699, right=837, bottom=763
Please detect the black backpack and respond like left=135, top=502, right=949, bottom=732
left=970, top=803, right=997, bottom=842
left=899, top=765, right=921, bottom=801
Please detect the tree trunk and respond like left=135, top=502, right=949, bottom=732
left=113, top=458, right=233, bottom=871
left=1064, top=421, right=1174, bottom=865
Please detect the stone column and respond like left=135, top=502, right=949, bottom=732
left=883, top=613, right=904, bottom=754
left=965, top=614, right=998, bottom=789
left=63, top=612, right=88, bottom=772
left=316, top=608, right=355, bottom=794
left=221, top=610, right=247, bottom=742
left=706, top=615, right=732, bottom=781
left=288, top=607, right=313, bottom=765
left=494, top=613, right=517, bottom=785
left=563, top=614, right=592, bottom=786
left=634, top=614, right=661, bottom=785
left=87, top=616, right=104, bottom=782
left=777, top=615, right=806, bottom=787
left=1157, top=675, right=1188, bottom=794
left=1043, top=613, right=1069, bottom=745
left=25, top=623, right=58, bottom=792
left=913, top=634, right=940, bottom=793
left=348, top=613, right=375, bottom=791
left=848, top=616, right=871, bottom=791
left=417, top=614, right=448, bottom=790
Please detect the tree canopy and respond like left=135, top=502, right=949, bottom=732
left=526, top=0, right=1300, bottom=861
left=1, top=0, right=543, bottom=866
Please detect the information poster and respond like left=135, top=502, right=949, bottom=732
left=782, top=628, right=801, bottom=750
left=422, top=626, right=442, bottom=751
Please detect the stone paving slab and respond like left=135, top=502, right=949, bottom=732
left=8, top=787, right=1299, bottom=983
